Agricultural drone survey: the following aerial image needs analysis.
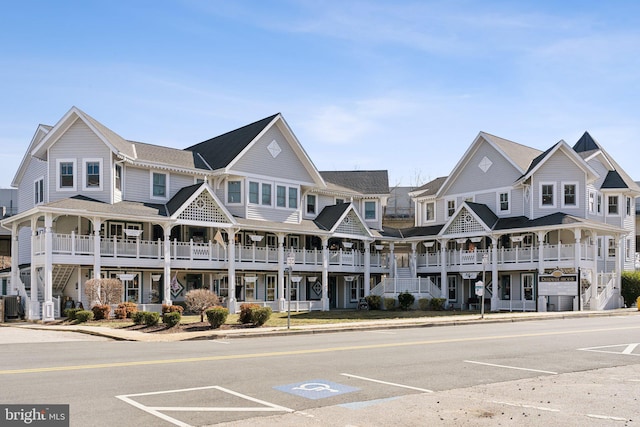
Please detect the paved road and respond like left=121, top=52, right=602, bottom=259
left=1, top=315, right=639, bottom=426
left=0, top=324, right=109, bottom=344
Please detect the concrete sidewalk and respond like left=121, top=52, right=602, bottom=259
left=3, top=309, right=638, bottom=342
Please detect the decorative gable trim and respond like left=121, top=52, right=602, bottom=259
left=171, top=183, right=236, bottom=226
left=516, top=140, right=598, bottom=185
left=440, top=204, right=490, bottom=237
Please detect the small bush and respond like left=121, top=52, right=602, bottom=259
left=163, top=311, right=181, bottom=327
left=384, top=297, right=396, bottom=310
left=364, top=295, right=382, bottom=310
left=238, top=303, right=261, bottom=324
left=185, top=289, right=220, bottom=321
left=119, top=302, right=139, bottom=318
left=132, top=311, right=146, bottom=325
left=205, top=306, right=229, bottom=329
left=144, top=312, right=160, bottom=326
left=251, top=306, right=272, bottom=326
left=91, top=304, right=111, bottom=320
left=162, top=304, right=184, bottom=314
left=398, top=292, right=415, bottom=310
left=418, top=298, right=431, bottom=311
left=429, top=298, right=446, bottom=311
left=113, top=307, right=127, bottom=320
left=64, top=307, right=82, bottom=321
left=621, top=271, right=640, bottom=307
left=637, top=296, right=640, bottom=310
left=75, top=310, right=94, bottom=323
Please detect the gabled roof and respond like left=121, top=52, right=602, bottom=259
left=516, top=140, right=598, bottom=184
left=185, top=114, right=279, bottom=170
left=380, top=224, right=443, bottom=239
left=572, top=132, right=640, bottom=194
left=132, top=141, right=210, bottom=171
left=45, top=195, right=167, bottom=218
left=12, top=124, right=52, bottom=187
left=319, top=170, right=389, bottom=195
left=166, top=183, right=201, bottom=216
left=409, top=176, right=447, bottom=198
left=465, top=202, right=499, bottom=229
left=437, top=132, right=542, bottom=197
left=314, top=203, right=350, bottom=231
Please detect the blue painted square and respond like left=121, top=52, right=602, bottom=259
left=274, top=379, right=360, bottom=400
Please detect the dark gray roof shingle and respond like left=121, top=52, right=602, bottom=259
left=319, top=171, right=389, bottom=194
left=314, top=203, right=350, bottom=231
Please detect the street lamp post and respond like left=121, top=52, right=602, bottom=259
left=481, top=254, right=488, bottom=319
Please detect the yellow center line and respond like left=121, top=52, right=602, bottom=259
left=2, top=325, right=638, bottom=375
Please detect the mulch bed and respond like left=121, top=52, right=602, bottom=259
left=120, top=322, right=256, bottom=334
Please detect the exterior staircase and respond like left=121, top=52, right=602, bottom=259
left=52, top=265, right=75, bottom=294
left=395, top=267, right=412, bottom=279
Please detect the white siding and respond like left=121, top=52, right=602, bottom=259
left=17, top=157, right=47, bottom=214
left=531, top=150, right=584, bottom=219
left=48, top=120, right=113, bottom=204
left=232, top=126, right=315, bottom=184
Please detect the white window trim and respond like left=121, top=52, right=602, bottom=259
left=561, top=181, right=578, bottom=209
left=424, top=201, right=436, bottom=223
left=497, top=191, right=510, bottom=214
left=606, top=194, right=620, bottom=217
left=588, top=190, right=596, bottom=214
left=626, top=237, right=632, bottom=261
left=539, top=181, right=556, bottom=208
left=34, top=176, right=44, bottom=205
left=364, top=200, right=377, bottom=221
left=626, top=197, right=632, bottom=216
left=445, top=198, right=456, bottom=219
left=150, top=170, right=170, bottom=201
left=56, top=158, right=77, bottom=192
left=115, top=164, right=124, bottom=192
left=83, top=158, right=104, bottom=191
left=596, top=193, right=602, bottom=215
left=226, top=179, right=243, bottom=205
left=248, top=181, right=260, bottom=205
left=597, top=237, right=603, bottom=259
left=306, top=194, right=317, bottom=216
left=607, top=237, right=616, bottom=259
left=261, top=182, right=273, bottom=207
left=274, top=182, right=299, bottom=210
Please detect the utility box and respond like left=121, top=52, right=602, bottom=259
left=4, top=295, right=19, bottom=320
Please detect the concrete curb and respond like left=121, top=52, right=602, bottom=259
left=3, top=308, right=638, bottom=342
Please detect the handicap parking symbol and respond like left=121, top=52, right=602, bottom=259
left=274, top=379, right=360, bottom=400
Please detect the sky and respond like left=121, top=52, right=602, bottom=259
left=2, top=0, right=640, bottom=189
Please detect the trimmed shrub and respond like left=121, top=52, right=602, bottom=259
left=91, top=304, right=111, bottom=320
left=144, top=312, right=160, bottom=326
left=163, top=311, right=181, bottom=327
left=121, top=302, right=139, bottom=318
left=250, top=306, right=272, bottom=327
left=384, top=297, right=396, bottom=311
left=637, top=296, right=640, bottom=310
left=162, top=304, right=184, bottom=314
left=75, top=310, right=94, bottom=323
left=205, top=306, right=229, bottom=329
left=64, top=307, right=82, bottom=321
left=364, top=295, right=382, bottom=310
left=429, top=298, right=446, bottom=311
left=418, top=298, right=431, bottom=311
left=621, top=271, right=640, bottom=307
left=132, top=311, right=146, bottom=325
left=238, top=303, right=261, bottom=324
left=113, top=307, right=127, bottom=320
left=398, top=291, right=415, bottom=310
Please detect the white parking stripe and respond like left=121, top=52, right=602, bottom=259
left=490, top=400, right=559, bottom=412
left=464, top=360, right=558, bottom=375
left=340, top=373, right=433, bottom=393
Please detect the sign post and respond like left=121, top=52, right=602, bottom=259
left=286, top=252, right=295, bottom=329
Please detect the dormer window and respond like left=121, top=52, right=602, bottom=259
left=83, top=159, right=103, bottom=191
left=151, top=171, right=169, bottom=200
left=306, top=194, right=316, bottom=215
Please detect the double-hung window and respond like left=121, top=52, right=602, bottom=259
left=364, top=201, right=376, bottom=220
left=447, top=199, right=456, bottom=217
left=541, top=183, right=555, bottom=207
left=152, top=172, right=167, bottom=199
left=249, top=182, right=259, bottom=204
left=288, top=188, right=298, bottom=209
left=115, top=164, right=122, bottom=191
left=57, top=159, right=76, bottom=191
left=499, top=192, right=509, bottom=212
left=276, top=185, right=286, bottom=207
left=84, top=159, right=102, bottom=190
left=306, top=194, right=316, bottom=215
left=562, top=182, right=577, bottom=207
left=261, top=183, right=272, bottom=206
left=34, top=177, right=44, bottom=205
left=227, top=181, right=241, bottom=203
left=425, top=202, right=435, bottom=222
left=608, top=195, right=619, bottom=215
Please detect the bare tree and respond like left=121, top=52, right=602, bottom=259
left=84, top=278, right=124, bottom=306
left=184, top=289, right=220, bottom=322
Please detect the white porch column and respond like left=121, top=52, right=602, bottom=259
left=574, top=229, right=582, bottom=311
left=537, top=231, right=546, bottom=274
left=389, top=242, right=395, bottom=275
left=617, top=234, right=624, bottom=290
left=227, top=229, right=237, bottom=313
left=277, top=233, right=286, bottom=311
left=364, top=241, right=371, bottom=297
left=410, top=242, right=417, bottom=278
left=592, top=231, right=598, bottom=281
left=322, top=237, right=329, bottom=311
left=92, top=218, right=102, bottom=279
left=29, top=218, right=39, bottom=320
left=162, top=224, right=172, bottom=305
left=11, top=224, right=19, bottom=297
left=42, top=214, right=54, bottom=321
left=439, top=239, right=448, bottom=302
left=76, top=267, right=83, bottom=306
left=490, top=236, right=499, bottom=311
